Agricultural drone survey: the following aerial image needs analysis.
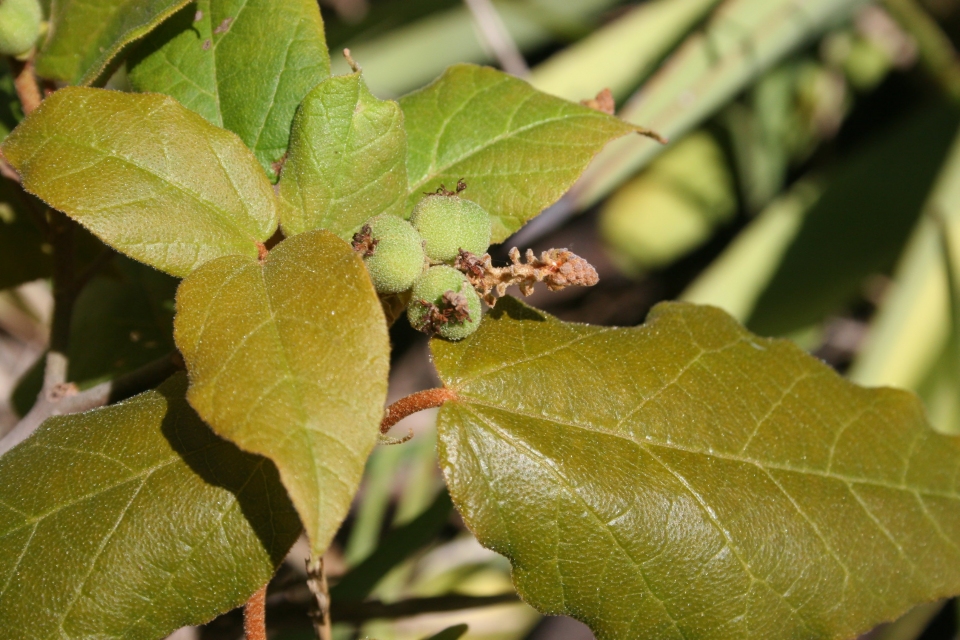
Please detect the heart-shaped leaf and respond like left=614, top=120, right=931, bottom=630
left=279, top=72, right=407, bottom=239
left=400, top=64, right=642, bottom=242
left=0, top=374, right=300, bottom=638
left=36, top=0, right=191, bottom=86
left=174, top=230, right=389, bottom=555
left=128, top=0, right=331, bottom=181
left=2, top=87, right=278, bottom=277
left=432, top=298, right=960, bottom=640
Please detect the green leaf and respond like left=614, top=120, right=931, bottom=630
left=328, top=0, right=622, bottom=99
left=69, top=257, right=177, bottom=383
left=0, top=59, right=23, bottom=142
left=35, top=0, right=191, bottom=86
left=422, top=624, right=469, bottom=640
left=2, top=87, right=279, bottom=277
left=400, top=64, right=641, bottom=242
left=599, top=131, right=735, bottom=273
left=279, top=72, right=407, bottom=239
left=747, top=100, right=960, bottom=336
left=128, top=0, right=331, bottom=181
left=574, top=0, right=867, bottom=209
left=0, top=179, right=50, bottom=290
left=331, top=488, right=452, bottom=602
left=0, top=374, right=300, bottom=638
left=433, top=297, right=960, bottom=640
left=13, top=256, right=178, bottom=417
left=174, top=230, right=390, bottom=555
left=529, top=0, right=721, bottom=103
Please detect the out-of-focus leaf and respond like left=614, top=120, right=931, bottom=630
left=422, top=624, right=469, bottom=640
left=332, top=489, right=453, bottom=602
left=600, top=131, right=735, bottom=273
left=573, top=0, right=868, bottom=210
left=529, top=0, right=721, bottom=102
left=128, top=0, right=331, bottom=181
left=0, top=179, right=50, bottom=291
left=681, top=179, right=824, bottom=321
left=2, top=87, right=278, bottom=277
left=851, top=118, right=960, bottom=435
left=850, top=123, right=960, bottom=390
left=174, top=230, right=389, bottom=556
left=401, top=64, right=640, bottom=242
left=433, top=297, right=960, bottom=640
left=748, top=100, right=960, bottom=336
left=13, top=256, right=178, bottom=417
left=0, top=59, right=22, bottom=141
left=0, top=374, right=301, bottom=638
left=330, top=0, right=620, bottom=98
left=69, top=257, right=177, bottom=383
left=279, top=73, right=406, bottom=239
left=35, top=0, right=191, bottom=85
left=723, top=60, right=837, bottom=213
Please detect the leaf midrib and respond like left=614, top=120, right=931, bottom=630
left=457, top=399, right=960, bottom=502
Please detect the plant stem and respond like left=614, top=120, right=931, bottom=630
left=381, top=388, right=457, bottom=434
left=462, top=0, right=529, bottom=77
left=48, top=210, right=76, bottom=356
left=307, top=556, right=332, bottom=640
left=0, top=150, right=19, bottom=184
left=243, top=584, right=267, bottom=640
left=0, top=352, right=185, bottom=456
left=11, top=57, right=42, bottom=115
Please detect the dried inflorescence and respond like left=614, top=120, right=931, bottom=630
left=455, top=247, right=599, bottom=306
left=415, top=290, right=473, bottom=335
left=351, top=224, right=378, bottom=257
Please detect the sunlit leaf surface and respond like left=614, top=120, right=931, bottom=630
left=0, top=374, right=300, bottom=638
left=2, top=88, right=278, bottom=277
left=174, top=230, right=389, bottom=555
left=433, top=298, right=960, bottom=640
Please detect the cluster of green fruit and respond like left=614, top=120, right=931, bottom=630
left=0, top=0, right=43, bottom=58
left=353, top=188, right=491, bottom=340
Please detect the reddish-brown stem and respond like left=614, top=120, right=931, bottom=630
left=11, top=58, right=42, bottom=115
left=243, top=584, right=267, bottom=640
left=0, top=150, right=19, bottom=184
left=381, top=388, right=457, bottom=434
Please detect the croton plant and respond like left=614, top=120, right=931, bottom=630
left=0, top=0, right=958, bottom=639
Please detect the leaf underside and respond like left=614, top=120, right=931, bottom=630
left=174, top=230, right=390, bottom=556
left=0, top=374, right=300, bottom=639
left=433, top=298, right=960, bottom=640
left=36, top=0, right=191, bottom=86
left=279, top=72, right=407, bottom=239
left=1, top=87, right=278, bottom=277
left=128, top=0, right=331, bottom=181
left=400, top=64, right=641, bottom=242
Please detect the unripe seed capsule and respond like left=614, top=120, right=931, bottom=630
left=407, top=265, right=481, bottom=340
left=0, top=0, right=42, bottom=57
left=352, top=215, right=425, bottom=294
left=411, top=194, right=491, bottom=263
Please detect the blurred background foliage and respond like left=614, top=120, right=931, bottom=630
left=6, top=0, right=960, bottom=637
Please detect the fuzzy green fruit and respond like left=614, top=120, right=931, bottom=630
left=0, top=0, right=42, bottom=57
left=408, top=265, right=481, bottom=340
left=411, top=194, right=491, bottom=262
left=352, top=215, right=426, bottom=294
